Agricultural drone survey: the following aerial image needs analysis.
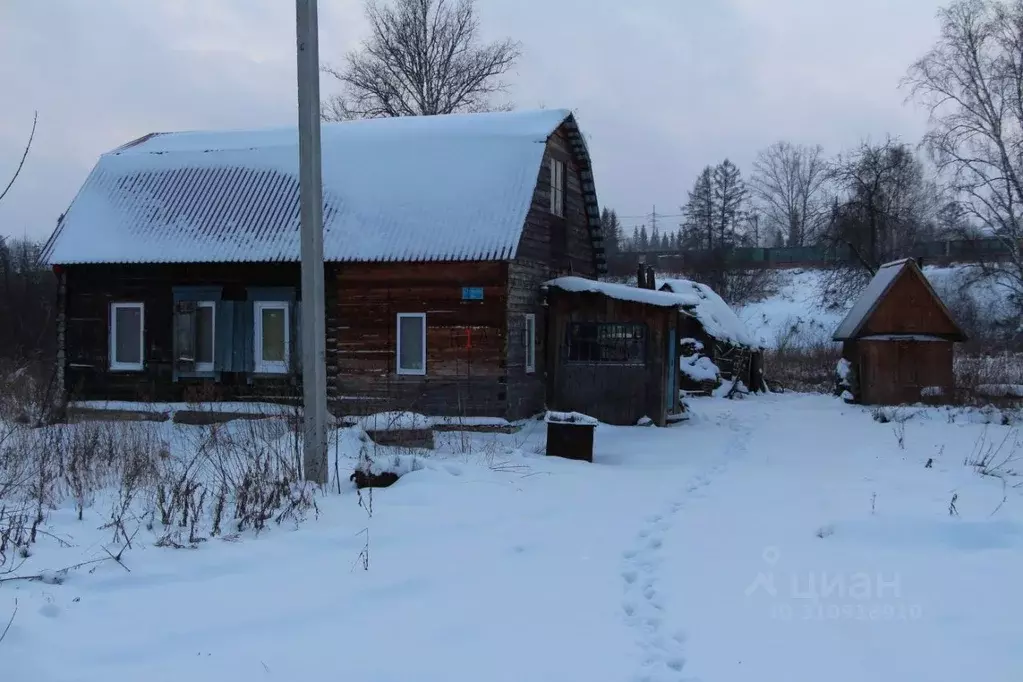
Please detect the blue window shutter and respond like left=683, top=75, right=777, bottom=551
left=214, top=300, right=236, bottom=372
left=235, top=301, right=254, bottom=373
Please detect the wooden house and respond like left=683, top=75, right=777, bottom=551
left=543, top=276, right=687, bottom=426
left=833, top=258, right=967, bottom=405
left=40, top=109, right=605, bottom=421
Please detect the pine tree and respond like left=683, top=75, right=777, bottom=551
left=638, top=225, right=650, bottom=251
left=713, top=159, right=747, bottom=248
left=684, top=166, right=715, bottom=250
left=601, top=207, right=622, bottom=255
left=631, top=225, right=641, bottom=251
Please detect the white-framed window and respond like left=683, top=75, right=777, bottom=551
left=549, top=157, right=565, bottom=217
left=195, top=301, right=216, bottom=373
left=525, top=314, right=536, bottom=374
left=254, top=301, right=290, bottom=374
left=396, top=313, right=427, bottom=376
left=110, top=302, right=144, bottom=371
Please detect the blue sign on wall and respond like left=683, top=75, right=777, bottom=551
left=461, top=286, right=484, bottom=301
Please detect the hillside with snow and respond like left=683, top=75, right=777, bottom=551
left=736, top=265, right=1019, bottom=350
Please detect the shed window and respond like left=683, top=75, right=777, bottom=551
left=566, top=322, right=646, bottom=364
left=397, top=313, right=427, bottom=375
left=549, top=158, right=565, bottom=217
left=254, top=301, right=290, bottom=374
left=110, top=302, right=144, bottom=371
left=525, top=314, right=536, bottom=374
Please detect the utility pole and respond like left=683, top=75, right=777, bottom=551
left=296, top=0, right=328, bottom=484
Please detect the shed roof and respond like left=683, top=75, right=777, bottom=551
left=545, top=276, right=758, bottom=348
left=42, top=109, right=602, bottom=268
left=832, top=258, right=965, bottom=341
left=657, top=279, right=757, bottom=348
left=546, top=276, right=688, bottom=308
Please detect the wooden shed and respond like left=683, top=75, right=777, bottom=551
left=833, top=258, right=967, bottom=405
left=657, top=277, right=765, bottom=394
left=544, top=276, right=684, bottom=426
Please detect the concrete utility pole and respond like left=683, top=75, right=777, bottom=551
left=296, top=0, right=329, bottom=485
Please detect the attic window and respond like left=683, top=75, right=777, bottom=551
left=549, top=158, right=565, bottom=217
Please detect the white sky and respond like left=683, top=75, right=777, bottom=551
left=0, top=0, right=947, bottom=240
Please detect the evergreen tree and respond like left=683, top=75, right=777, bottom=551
left=684, top=166, right=715, bottom=249
left=637, top=225, right=650, bottom=251
left=600, top=207, right=622, bottom=255
left=713, top=159, right=748, bottom=248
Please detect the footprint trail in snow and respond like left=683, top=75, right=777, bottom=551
left=620, top=419, right=752, bottom=682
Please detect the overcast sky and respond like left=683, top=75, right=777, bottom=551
left=0, top=0, right=948, bottom=240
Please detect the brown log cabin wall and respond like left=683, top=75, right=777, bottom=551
left=505, top=128, right=600, bottom=420
left=331, top=261, right=512, bottom=418
left=62, top=263, right=308, bottom=403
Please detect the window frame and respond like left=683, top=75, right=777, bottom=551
left=195, top=301, right=216, bottom=373
left=109, top=302, right=145, bottom=372
left=524, top=314, right=536, bottom=374
left=396, top=312, right=427, bottom=376
left=565, top=322, right=647, bottom=366
left=253, top=300, right=290, bottom=375
left=549, top=157, right=565, bottom=217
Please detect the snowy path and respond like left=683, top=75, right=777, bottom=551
left=620, top=414, right=754, bottom=682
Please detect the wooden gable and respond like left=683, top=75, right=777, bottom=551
left=859, top=263, right=965, bottom=340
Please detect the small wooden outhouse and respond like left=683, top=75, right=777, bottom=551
left=833, top=258, right=967, bottom=405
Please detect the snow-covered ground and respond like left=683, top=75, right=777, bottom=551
left=4, top=395, right=1022, bottom=682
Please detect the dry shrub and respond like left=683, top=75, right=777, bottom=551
left=761, top=323, right=842, bottom=394
left=952, top=352, right=1023, bottom=406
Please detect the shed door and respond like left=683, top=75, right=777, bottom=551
left=665, top=326, right=678, bottom=414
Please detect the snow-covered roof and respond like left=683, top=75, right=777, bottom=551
left=833, top=259, right=912, bottom=340
left=545, top=276, right=758, bottom=348
left=546, top=277, right=691, bottom=308
left=42, top=109, right=597, bottom=266
left=832, top=258, right=969, bottom=341
left=658, top=279, right=758, bottom=348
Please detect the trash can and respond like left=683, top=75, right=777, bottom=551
left=544, top=411, right=598, bottom=462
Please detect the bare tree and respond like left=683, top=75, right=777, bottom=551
left=750, top=141, right=830, bottom=247
left=904, top=0, right=1023, bottom=318
left=0, top=112, right=36, bottom=207
left=322, top=0, right=521, bottom=120
left=818, top=138, right=938, bottom=304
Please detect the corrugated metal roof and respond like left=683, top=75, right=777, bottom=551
left=43, top=108, right=582, bottom=265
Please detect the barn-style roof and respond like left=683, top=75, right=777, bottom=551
left=42, top=109, right=604, bottom=270
left=833, top=258, right=966, bottom=341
